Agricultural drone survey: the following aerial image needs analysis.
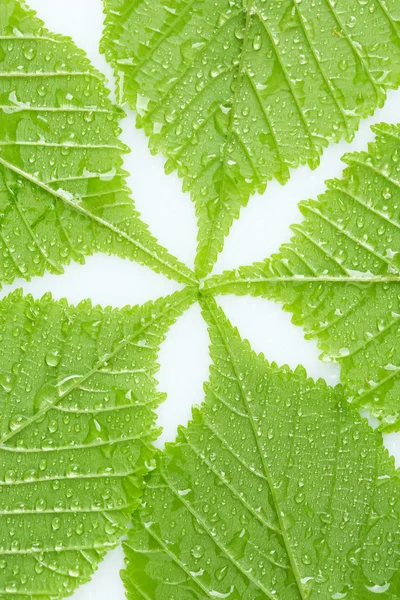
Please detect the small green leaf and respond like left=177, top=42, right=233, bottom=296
left=101, top=0, right=400, bottom=277
left=0, top=0, right=196, bottom=287
left=204, top=123, right=400, bottom=430
left=123, top=298, right=400, bottom=600
left=0, top=285, right=197, bottom=599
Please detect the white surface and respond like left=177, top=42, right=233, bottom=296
left=4, top=1, right=400, bottom=598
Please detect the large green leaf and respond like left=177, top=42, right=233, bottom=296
left=123, top=298, right=400, bottom=600
left=0, top=0, right=196, bottom=287
left=204, top=123, right=400, bottom=431
left=0, top=286, right=197, bottom=599
left=101, top=0, right=400, bottom=278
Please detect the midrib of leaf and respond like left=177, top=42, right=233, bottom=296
left=0, top=141, right=123, bottom=150
left=1, top=434, right=151, bottom=454
left=0, top=504, right=132, bottom=516
left=0, top=289, right=195, bottom=448
left=0, top=470, right=134, bottom=487
left=0, top=35, right=61, bottom=42
left=303, top=400, right=341, bottom=600
left=202, top=297, right=308, bottom=600
left=0, top=106, right=115, bottom=114
left=348, top=442, right=379, bottom=596
left=199, top=3, right=253, bottom=273
left=203, top=275, right=400, bottom=295
left=0, top=541, right=115, bottom=557
left=0, top=588, right=55, bottom=596
left=0, top=156, right=198, bottom=286
left=0, top=71, right=96, bottom=78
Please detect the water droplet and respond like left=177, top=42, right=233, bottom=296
left=23, top=46, right=36, bottom=61
left=0, top=374, right=14, bottom=393
left=45, top=349, right=61, bottom=368
left=105, top=522, right=117, bottom=535
left=235, top=27, right=244, bottom=40
left=392, top=148, right=400, bottom=163
left=35, top=498, right=47, bottom=512
left=48, top=420, right=58, bottom=434
left=347, top=15, right=356, bottom=28
left=84, top=417, right=109, bottom=445
left=34, top=562, right=44, bottom=574
left=84, top=111, right=95, bottom=123
left=5, top=471, right=16, bottom=484
left=253, top=34, right=262, bottom=50
left=52, top=518, right=61, bottom=531
left=295, top=492, right=305, bottom=504
left=8, top=414, right=27, bottom=432
left=320, top=512, right=333, bottom=525
left=191, top=545, right=204, bottom=559
left=215, top=565, right=228, bottom=581
left=34, top=383, right=59, bottom=414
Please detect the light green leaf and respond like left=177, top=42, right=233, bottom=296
left=203, top=123, right=400, bottom=431
left=0, top=285, right=197, bottom=599
left=0, top=0, right=197, bottom=287
left=101, top=0, right=400, bottom=278
left=123, top=297, right=400, bottom=600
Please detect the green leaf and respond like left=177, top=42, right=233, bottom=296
left=123, top=297, right=400, bottom=600
left=0, top=285, right=197, bottom=599
left=203, top=123, right=400, bottom=431
left=101, top=0, right=400, bottom=278
left=0, top=0, right=197, bottom=287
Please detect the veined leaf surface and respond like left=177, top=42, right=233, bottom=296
left=0, top=0, right=196, bottom=287
left=123, top=298, right=400, bottom=600
left=101, top=0, right=400, bottom=277
left=204, top=123, right=400, bottom=431
left=0, top=286, right=196, bottom=599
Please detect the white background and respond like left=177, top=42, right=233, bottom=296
left=3, top=1, right=400, bottom=598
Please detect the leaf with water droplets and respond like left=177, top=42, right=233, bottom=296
left=203, top=125, right=400, bottom=432
left=0, top=286, right=197, bottom=599
left=123, top=298, right=400, bottom=600
left=101, top=0, right=400, bottom=278
left=0, top=0, right=196, bottom=287
left=204, top=123, right=400, bottom=432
